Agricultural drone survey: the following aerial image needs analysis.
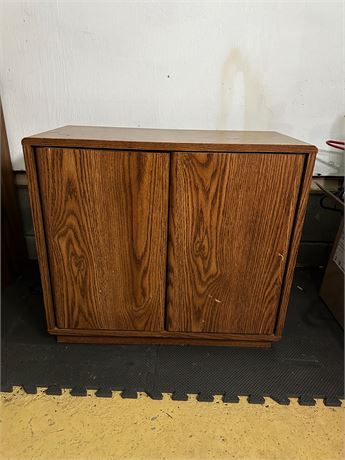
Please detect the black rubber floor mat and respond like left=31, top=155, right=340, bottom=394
left=1, top=264, right=344, bottom=405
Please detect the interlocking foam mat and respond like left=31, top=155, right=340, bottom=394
left=1, top=264, right=343, bottom=406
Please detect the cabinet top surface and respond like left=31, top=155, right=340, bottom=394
left=23, top=125, right=317, bottom=154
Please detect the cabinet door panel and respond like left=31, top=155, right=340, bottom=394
left=166, top=152, right=304, bottom=334
left=36, top=148, right=169, bottom=331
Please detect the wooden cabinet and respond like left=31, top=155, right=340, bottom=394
left=166, top=152, right=304, bottom=335
left=23, top=126, right=317, bottom=347
left=35, top=148, right=169, bottom=332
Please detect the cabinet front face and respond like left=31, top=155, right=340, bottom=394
left=166, top=152, right=304, bottom=335
left=35, top=148, right=169, bottom=331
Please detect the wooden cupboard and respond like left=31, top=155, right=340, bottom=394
left=23, top=126, right=317, bottom=347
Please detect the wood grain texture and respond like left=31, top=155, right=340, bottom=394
left=22, top=126, right=318, bottom=154
left=275, top=153, right=317, bottom=335
left=166, top=152, right=304, bottom=334
left=49, top=327, right=279, bottom=342
left=57, top=335, right=271, bottom=347
left=35, top=147, right=169, bottom=331
left=23, top=144, right=56, bottom=329
left=22, top=127, right=317, bottom=347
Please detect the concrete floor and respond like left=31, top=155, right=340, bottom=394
left=0, top=387, right=343, bottom=460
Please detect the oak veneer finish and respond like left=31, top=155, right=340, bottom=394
left=35, top=148, right=169, bottom=331
left=57, top=335, right=272, bottom=348
left=23, top=126, right=317, bottom=347
left=25, top=125, right=316, bottom=154
left=166, top=152, right=303, bottom=334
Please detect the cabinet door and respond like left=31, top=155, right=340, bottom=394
left=166, top=152, right=304, bottom=334
left=36, top=148, right=169, bottom=331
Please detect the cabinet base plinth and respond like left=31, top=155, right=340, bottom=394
left=57, top=335, right=272, bottom=348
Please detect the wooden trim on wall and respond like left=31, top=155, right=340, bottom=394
left=1, top=102, right=26, bottom=287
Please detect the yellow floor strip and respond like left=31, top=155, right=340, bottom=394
left=0, top=387, right=344, bottom=460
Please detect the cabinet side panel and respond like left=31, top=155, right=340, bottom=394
left=23, top=145, right=56, bottom=330
left=275, top=153, right=316, bottom=335
left=166, top=152, right=304, bottom=334
left=35, top=148, right=169, bottom=331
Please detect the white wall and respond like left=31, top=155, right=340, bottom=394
left=1, top=0, right=344, bottom=174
